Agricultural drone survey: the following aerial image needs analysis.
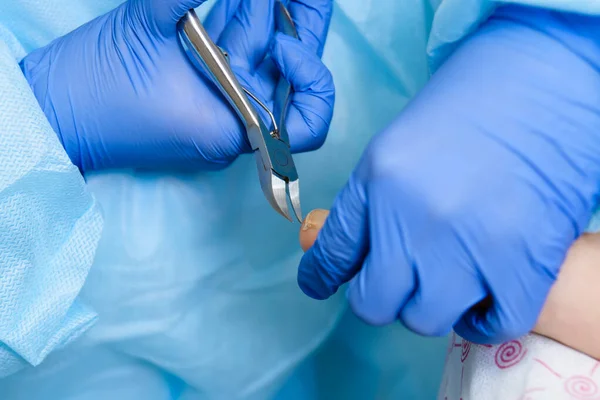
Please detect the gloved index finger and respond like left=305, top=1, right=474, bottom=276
left=297, top=174, right=368, bottom=299
left=203, top=0, right=243, bottom=41
left=146, top=0, right=208, bottom=35
left=288, top=0, right=333, bottom=57
left=217, top=0, right=275, bottom=71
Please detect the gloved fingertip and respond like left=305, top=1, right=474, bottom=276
left=270, top=32, right=299, bottom=62
left=455, top=282, right=548, bottom=344
left=175, top=0, right=208, bottom=18
left=274, top=31, right=299, bottom=44
left=271, top=35, right=333, bottom=95
left=269, top=36, right=282, bottom=63
left=287, top=0, right=333, bottom=56
left=454, top=308, right=510, bottom=345
left=149, top=0, right=208, bottom=35
left=297, top=247, right=337, bottom=300
left=297, top=180, right=367, bottom=301
left=401, top=310, right=454, bottom=337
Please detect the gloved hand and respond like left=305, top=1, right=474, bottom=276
left=20, top=0, right=334, bottom=172
left=298, top=5, right=600, bottom=344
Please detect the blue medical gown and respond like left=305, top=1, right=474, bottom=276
left=1, top=0, right=599, bottom=399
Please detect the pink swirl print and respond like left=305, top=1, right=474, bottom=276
left=461, top=339, right=471, bottom=363
left=564, top=376, right=599, bottom=399
left=495, top=340, right=526, bottom=369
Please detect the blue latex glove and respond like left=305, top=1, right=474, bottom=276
left=298, top=5, right=600, bottom=344
left=20, top=0, right=334, bottom=172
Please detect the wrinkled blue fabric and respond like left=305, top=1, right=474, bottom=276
left=1, top=0, right=599, bottom=399
left=427, top=0, right=600, bottom=71
left=0, top=23, right=102, bottom=379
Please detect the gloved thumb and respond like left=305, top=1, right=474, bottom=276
left=298, top=172, right=368, bottom=300
left=454, top=270, right=553, bottom=344
left=142, top=0, right=207, bottom=35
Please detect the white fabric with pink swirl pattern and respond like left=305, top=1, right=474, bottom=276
left=439, top=332, right=600, bottom=400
